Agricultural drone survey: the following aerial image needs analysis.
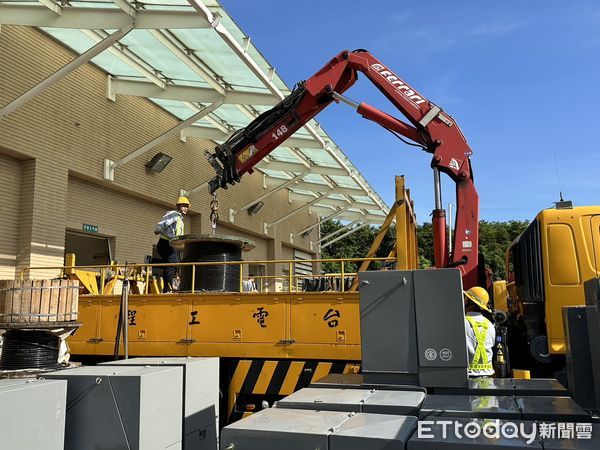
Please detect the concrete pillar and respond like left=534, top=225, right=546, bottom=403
left=16, top=158, right=68, bottom=279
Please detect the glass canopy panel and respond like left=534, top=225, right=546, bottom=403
left=351, top=195, right=376, bottom=204
left=298, top=148, right=338, bottom=166
left=150, top=98, right=198, bottom=120
left=328, top=175, right=360, bottom=189
left=269, top=147, right=301, bottom=162
left=302, top=173, right=329, bottom=185
left=210, top=104, right=253, bottom=127
left=259, top=169, right=291, bottom=180
left=118, top=30, right=204, bottom=83
left=41, top=28, right=142, bottom=77
left=171, top=29, right=266, bottom=92
left=328, top=193, right=347, bottom=200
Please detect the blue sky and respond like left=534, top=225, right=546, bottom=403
left=220, top=1, right=600, bottom=223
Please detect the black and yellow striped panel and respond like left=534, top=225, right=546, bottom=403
left=227, top=359, right=360, bottom=423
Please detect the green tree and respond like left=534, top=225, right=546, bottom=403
left=320, top=220, right=394, bottom=273
left=321, top=219, right=529, bottom=279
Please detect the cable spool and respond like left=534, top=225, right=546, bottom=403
left=172, top=234, right=255, bottom=292
left=0, top=329, right=60, bottom=370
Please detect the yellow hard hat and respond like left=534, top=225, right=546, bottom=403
left=176, top=196, right=190, bottom=207
left=464, top=286, right=492, bottom=313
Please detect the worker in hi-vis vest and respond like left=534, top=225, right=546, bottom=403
left=463, top=286, right=496, bottom=377
left=154, top=197, right=189, bottom=292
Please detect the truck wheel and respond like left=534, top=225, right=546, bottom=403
left=529, top=335, right=552, bottom=364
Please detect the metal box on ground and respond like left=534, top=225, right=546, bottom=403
left=407, top=417, right=542, bottom=450
left=330, top=413, right=417, bottom=450
left=275, top=387, right=425, bottom=416
left=359, top=269, right=468, bottom=388
left=276, top=388, right=370, bottom=413
left=564, top=306, right=597, bottom=410
left=434, top=377, right=515, bottom=396
left=435, top=378, right=569, bottom=397
left=45, top=365, right=183, bottom=450
left=515, top=396, right=590, bottom=421
left=511, top=378, right=568, bottom=397
left=101, top=357, right=219, bottom=449
left=310, top=373, right=427, bottom=393
left=220, top=408, right=350, bottom=450
left=0, top=379, right=67, bottom=450
left=363, top=390, right=426, bottom=415
left=220, top=408, right=418, bottom=450
left=418, top=395, right=521, bottom=420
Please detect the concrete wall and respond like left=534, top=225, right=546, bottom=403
left=0, top=26, right=319, bottom=279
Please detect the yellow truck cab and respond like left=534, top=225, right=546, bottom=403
left=504, top=203, right=600, bottom=369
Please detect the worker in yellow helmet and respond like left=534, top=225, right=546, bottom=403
left=464, top=286, right=496, bottom=377
left=154, top=197, right=190, bottom=292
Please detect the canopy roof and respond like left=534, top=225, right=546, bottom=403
left=0, top=0, right=389, bottom=227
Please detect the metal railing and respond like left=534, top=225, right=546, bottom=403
left=20, top=256, right=396, bottom=295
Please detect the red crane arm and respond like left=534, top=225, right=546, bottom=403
left=205, top=49, right=480, bottom=288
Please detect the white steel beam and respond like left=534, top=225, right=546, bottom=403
left=111, top=0, right=136, bottom=18
left=234, top=171, right=309, bottom=213
left=182, top=101, right=230, bottom=134
left=294, top=205, right=352, bottom=237
left=182, top=125, right=321, bottom=150
left=259, top=160, right=348, bottom=177
left=1, top=24, right=134, bottom=119
left=265, top=178, right=363, bottom=196
left=318, top=219, right=361, bottom=244
left=320, top=223, right=370, bottom=249
left=181, top=124, right=230, bottom=141
left=267, top=192, right=332, bottom=229
left=0, top=5, right=211, bottom=29
left=289, top=191, right=377, bottom=211
left=38, top=0, right=62, bottom=16
left=109, top=77, right=279, bottom=106
left=104, top=99, right=224, bottom=180
left=82, top=29, right=166, bottom=89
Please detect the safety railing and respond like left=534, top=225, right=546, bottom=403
left=19, top=256, right=396, bottom=295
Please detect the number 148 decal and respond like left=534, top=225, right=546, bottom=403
left=271, top=124, right=288, bottom=140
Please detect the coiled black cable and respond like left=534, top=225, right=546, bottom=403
left=0, top=329, right=60, bottom=370
left=179, top=242, right=242, bottom=292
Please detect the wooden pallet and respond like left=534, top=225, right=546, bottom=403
left=0, top=279, right=79, bottom=324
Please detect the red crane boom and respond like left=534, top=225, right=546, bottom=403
left=205, top=49, right=480, bottom=288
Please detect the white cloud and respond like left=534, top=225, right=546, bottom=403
left=470, top=20, right=525, bottom=37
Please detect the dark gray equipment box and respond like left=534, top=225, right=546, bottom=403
left=275, top=387, right=426, bottom=416
left=359, top=269, right=468, bottom=388
left=418, top=395, right=521, bottom=420
left=220, top=408, right=350, bottom=450
left=220, top=407, right=418, bottom=450
left=435, top=377, right=515, bottom=396
left=45, top=365, right=183, bottom=450
left=101, top=357, right=219, bottom=450
left=515, top=396, right=590, bottom=421
left=436, top=377, right=569, bottom=397
left=330, top=413, right=418, bottom=450
left=511, top=378, right=569, bottom=396
left=310, top=373, right=427, bottom=393
left=542, top=422, right=600, bottom=449
left=408, top=417, right=542, bottom=450
left=564, top=306, right=598, bottom=410
left=0, top=379, right=67, bottom=450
